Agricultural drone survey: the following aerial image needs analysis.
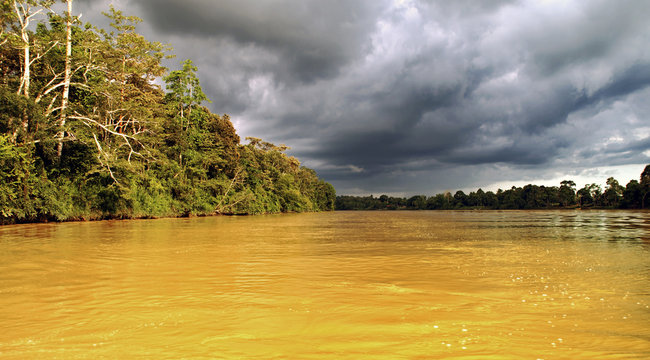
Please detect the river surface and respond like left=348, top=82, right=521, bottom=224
left=1, top=210, right=649, bottom=359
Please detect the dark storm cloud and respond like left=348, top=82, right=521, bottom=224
left=133, top=0, right=383, bottom=83
left=73, top=0, right=650, bottom=194
left=587, top=63, right=650, bottom=103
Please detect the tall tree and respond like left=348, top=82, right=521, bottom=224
left=55, top=0, right=71, bottom=157
left=8, top=0, right=56, bottom=142
left=65, top=6, right=169, bottom=181
left=11, top=0, right=52, bottom=97
left=164, top=59, right=209, bottom=130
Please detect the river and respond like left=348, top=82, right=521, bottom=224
left=0, top=210, right=649, bottom=359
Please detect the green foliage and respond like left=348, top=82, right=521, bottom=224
left=621, top=180, right=642, bottom=209
left=641, top=165, right=650, bottom=209
left=164, top=59, right=210, bottom=130
left=235, top=138, right=331, bottom=214
left=0, top=4, right=335, bottom=224
left=336, top=171, right=650, bottom=211
left=0, top=85, right=46, bottom=142
left=0, top=135, right=34, bottom=219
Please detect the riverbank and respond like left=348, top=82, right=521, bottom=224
left=336, top=170, right=649, bottom=210
left=0, top=207, right=333, bottom=226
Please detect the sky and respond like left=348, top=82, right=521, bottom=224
left=73, top=0, right=649, bottom=196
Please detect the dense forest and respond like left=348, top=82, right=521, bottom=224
left=337, top=166, right=650, bottom=210
left=0, top=1, right=335, bottom=224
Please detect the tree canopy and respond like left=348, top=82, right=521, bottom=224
left=0, top=1, right=335, bottom=224
left=336, top=168, right=650, bottom=211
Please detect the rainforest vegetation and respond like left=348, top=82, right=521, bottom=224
left=0, top=1, right=335, bottom=224
left=337, top=166, right=650, bottom=210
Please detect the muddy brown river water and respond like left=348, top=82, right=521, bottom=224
left=1, top=210, right=649, bottom=359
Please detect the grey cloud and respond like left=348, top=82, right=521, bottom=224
left=587, top=63, right=650, bottom=103
left=604, top=137, right=650, bottom=155
left=133, top=0, right=384, bottom=83
left=72, top=0, right=650, bottom=194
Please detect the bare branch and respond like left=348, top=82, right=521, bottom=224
left=35, top=75, right=64, bottom=103
left=216, top=167, right=244, bottom=213
left=92, top=133, right=119, bottom=184
left=45, top=93, right=59, bottom=116
left=70, top=113, right=145, bottom=164
left=36, top=81, right=89, bottom=104
left=70, top=115, right=139, bottom=140
left=29, top=40, right=60, bottom=66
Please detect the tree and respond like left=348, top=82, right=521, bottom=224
left=10, top=0, right=56, bottom=98
left=522, top=184, right=544, bottom=209
left=577, top=183, right=601, bottom=208
left=65, top=6, right=169, bottom=182
left=164, top=59, right=209, bottom=130
left=1, top=4, right=336, bottom=222
left=55, top=0, right=71, bottom=157
left=407, top=195, right=426, bottom=209
left=426, top=194, right=443, bottom=209
left=591, top=184, right=602, bottom=207
left=622, top=180, right=643, bottom=209
left=497, top=186, right=524, bottom=209
left=484, top=190, right=498, bottom=208
left=1, top=2, right=14, bottom=47
left=603, top=177, right=623, bottom=208
left=0, top=83, right=43, bottom=140
left=453, top=190, right=468, bottom=208
left=6, top=0, right=57, bottom=142
left=0, top=134, right=35, bottom=218
left=641, top=165, right=650, bottom=209
left=475, top=188, right=485, bottom=207
left=559, top=180, right=576, bottom=207
left=443, top=191, right=452, bottom=207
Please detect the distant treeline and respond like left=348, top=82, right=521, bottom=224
left=337, top=166, right=650, bottom=210
left=1, top=3, right=335, bottom=224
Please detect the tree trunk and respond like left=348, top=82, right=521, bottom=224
left=10, top=26, right=30, bottom=142
left=57, top=0, right=73, bottom=158
left=12, top=1, right=35, bottom=143
left=22, top=35, right=30, bottom=97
